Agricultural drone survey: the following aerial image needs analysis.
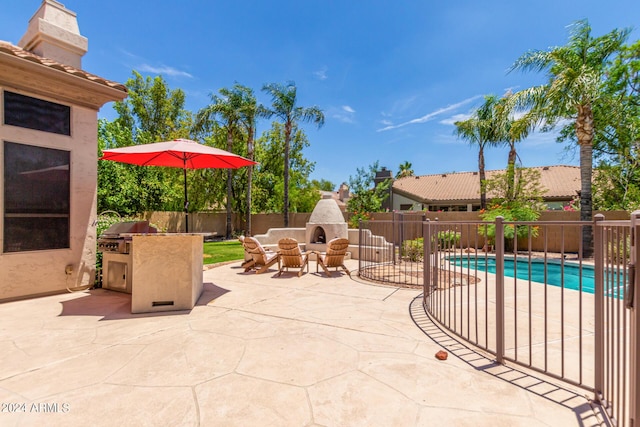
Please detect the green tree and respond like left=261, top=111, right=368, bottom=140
left=99, top=71, right=192, bottom=215
left=113, top=70, right=192, bottom=142
left=347, top=161, right=391, bottom=228
left=236, top=86, right=264, bottom=236
left=454, top=95, right=503, bottom=209
left=481, top=167, right=545, bottom=251
left=253, top=122, right=320, bottom=214
left=396, top=161, right=414, bottom=179
left=194, top=84, right=251, bottom=239
left=311, top=179, right=336, bottom=191
left=592, top=40, right=640, bottom=210
left=510, top=20, right=630, bottom=256
left=262, top=81, right=325, bottom=227
left=494, top=92, right=533, bottom=201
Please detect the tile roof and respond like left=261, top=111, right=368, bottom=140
left=0, top=40, right=127, bottom=93
left=392, top=165, right=580, bottom=203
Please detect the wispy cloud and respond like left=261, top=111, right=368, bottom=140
left=331, top=105, right=356, bottom=123
left=137, top=64, right=193, bottom=78
left=377, top=95, right=482, bottom=132
left=439, top=113, right=471, bottom=126
left=314, top=66, right=328, bottom=80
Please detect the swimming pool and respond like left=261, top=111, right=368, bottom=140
left=449, top=256, right=596, bottom=294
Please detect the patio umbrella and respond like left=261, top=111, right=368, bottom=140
left=100, top=138, right=256, bottom=232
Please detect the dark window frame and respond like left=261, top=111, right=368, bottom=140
left=3, top=90, right=71, bottom=136
left=3, top=141, right=71, bottom=253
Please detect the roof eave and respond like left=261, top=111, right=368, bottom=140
left=0, top=50, right=126, bottom=110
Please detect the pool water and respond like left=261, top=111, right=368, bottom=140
left=450, top=256, right=596, bottom=294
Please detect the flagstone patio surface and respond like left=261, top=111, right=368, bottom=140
left=0, top=259, right=604, bottom=426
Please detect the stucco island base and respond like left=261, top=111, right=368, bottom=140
left=129, top=234, right=203, bottom=314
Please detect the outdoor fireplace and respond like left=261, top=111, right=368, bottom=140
left=305, top=199, right=348, bottom=252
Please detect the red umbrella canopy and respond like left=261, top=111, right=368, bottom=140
left=100, top=139, right=256, bottom=233
left=100, top=138, right=256, bottom=169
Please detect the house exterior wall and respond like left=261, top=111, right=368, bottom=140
left=391, top=192, right=422, bottom=211
left=0, top=91, right=99, bottom=301
left=0, top=2, right=125, bottom=302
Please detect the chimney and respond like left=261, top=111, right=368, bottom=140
left=18, top=0, right=88, bottom=69
left=338, top=183, right=350, bottom=203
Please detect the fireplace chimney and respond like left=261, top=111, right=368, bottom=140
left=18, top=0, right=88, bottom=68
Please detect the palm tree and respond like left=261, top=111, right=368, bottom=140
left=235, top=85, right=265, bottom=236
left=396, top=161, right=414, bottom=179
left=194, top=85, right=245, bottom=239
left=262, top=81, right=325, bottom=227
left=510, top=20, right=630, bottom=256
left=454, top=95, right=502, bottom=209
left=494, top=92, right=533, bottom=202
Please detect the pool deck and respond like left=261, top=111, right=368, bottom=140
left=0, top=259, right=606, bottom=426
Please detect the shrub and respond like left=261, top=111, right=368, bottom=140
left=402, top=237, right=424, bottom=262
left=480, top=203, right=540, bottom=243
left=435, top=230, right=460, bottom=249
left=348, top=211, right=371, bottom=229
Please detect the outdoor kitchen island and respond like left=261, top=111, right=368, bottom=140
left=122, top=233, right=204, bottom=314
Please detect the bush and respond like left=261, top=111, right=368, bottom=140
left=480, top=203, right=540, bottom=244
left=435, top=230, right=460, bottom=249
left=401, top=237, right=424, bottom=262
left=348, top=211, right=371, bottom=229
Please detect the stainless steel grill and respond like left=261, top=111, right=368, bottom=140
left=97, top=221, right=156, bottom=254
left=98, top=221, right=156, bottom=294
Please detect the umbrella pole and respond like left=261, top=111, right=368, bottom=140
left=184, top=167, right=189, bottom=233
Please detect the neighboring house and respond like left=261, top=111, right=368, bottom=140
left=319, top=182, right=351, bottom=212
left=391, top=165, right=580, bottom=212
left=0, top=0, right=127, bottom=301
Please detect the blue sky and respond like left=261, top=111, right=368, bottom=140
left=4, top=1, right=640, bottom=189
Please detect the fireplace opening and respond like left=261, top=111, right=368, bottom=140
left=311, top=226, right=326, bottom=244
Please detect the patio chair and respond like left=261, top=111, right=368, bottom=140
left=241, top=236, right=280, bottom=274
left=277, top=237, right=310, bottom=277
left=238, top=236, right=255, bottom=269
left=315, top=237, right=351, bottom=277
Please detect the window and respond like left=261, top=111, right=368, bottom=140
left=3, top=141, right=70, bottom=252
left=3, top=91, right=71, bottom=135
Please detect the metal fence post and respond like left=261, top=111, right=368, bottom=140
left=629, top=211, right=640, bottom=426
left=593, top=213, right=605, bottom=403
left=424, top=219, right=431, bottom=305
left=495, top=216, right=505, bottom=364
left=358, top=220, right=363, bottom=273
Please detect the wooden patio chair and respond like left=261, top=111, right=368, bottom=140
left=241, top=236, right=280, bottom=274
left=238, top=236, right=255, bottom=270
left=277, top=237, right=310, bottom=277
left=315, top=237, right=351, bottom=277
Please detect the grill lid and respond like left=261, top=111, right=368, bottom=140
left=100, top=221, right=156, bottom=238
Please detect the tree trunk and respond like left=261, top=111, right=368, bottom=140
left=226, top=129, right=233, bottom=239
left=478, top=146, right=486, bottom=210
left=506, top=142, right=517, bottom=202
left=245, top=127, right=254, bottom=236
left=283, top=121, right=292, bottom=228
left=577, top=103, right=594, bottom=258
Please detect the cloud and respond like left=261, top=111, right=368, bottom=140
left=440, top=113, right=471, bottom=126
left=314, top=66, right=328, bottom=80
left=137, top=64, right=193, bottom=78
left=377, top=95, right=482, bottom=132
left=330, top=105, right=356, bottom=123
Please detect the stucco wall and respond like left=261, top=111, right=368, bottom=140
left=148, top=210, right=630, bottom=236
left=0, top=99, right=99, bottom=301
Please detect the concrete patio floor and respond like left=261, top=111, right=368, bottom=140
left=0, top=259, right=605, bottom=426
